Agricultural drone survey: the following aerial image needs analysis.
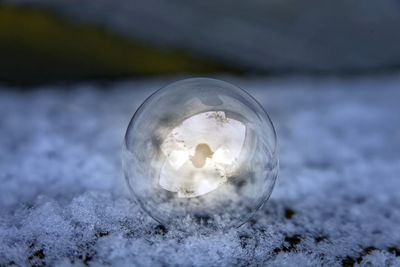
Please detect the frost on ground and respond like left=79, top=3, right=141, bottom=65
left=0, top=75, right=400, bottom=266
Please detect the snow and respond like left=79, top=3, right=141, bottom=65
left=1, top=75, right=400, bottom=266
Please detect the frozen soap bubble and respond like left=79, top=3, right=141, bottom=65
left=123, top=78, right=278, bottom=230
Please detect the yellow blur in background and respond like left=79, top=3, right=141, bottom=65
left=0, top=6, right=227, bottom=83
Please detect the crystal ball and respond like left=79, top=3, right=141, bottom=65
left=123, top=78, right=278, bottom=230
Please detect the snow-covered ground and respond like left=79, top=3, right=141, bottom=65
left=1, top=75, right=400, bottom=266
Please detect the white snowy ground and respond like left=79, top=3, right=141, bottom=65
left=0, top=75, right=400, bottom=266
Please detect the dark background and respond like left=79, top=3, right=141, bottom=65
left=1, top=0, right=400, bottom=84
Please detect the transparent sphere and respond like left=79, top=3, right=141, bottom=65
left=123, top=78, right=278, bottom=230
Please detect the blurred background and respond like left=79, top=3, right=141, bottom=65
left=1, top=0, right=400, bottom=84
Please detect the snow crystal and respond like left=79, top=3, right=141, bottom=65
left=0, top=75, right=400, bottom=266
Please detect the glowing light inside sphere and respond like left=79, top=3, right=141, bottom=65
left=159, top=111, right=246, bottom=198
left=123, top=78, right=278, bottom=230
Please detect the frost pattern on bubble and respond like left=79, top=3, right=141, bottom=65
left=123, top=78, right=279, bottom=229
left=159, top=111, right=246, bottom=198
